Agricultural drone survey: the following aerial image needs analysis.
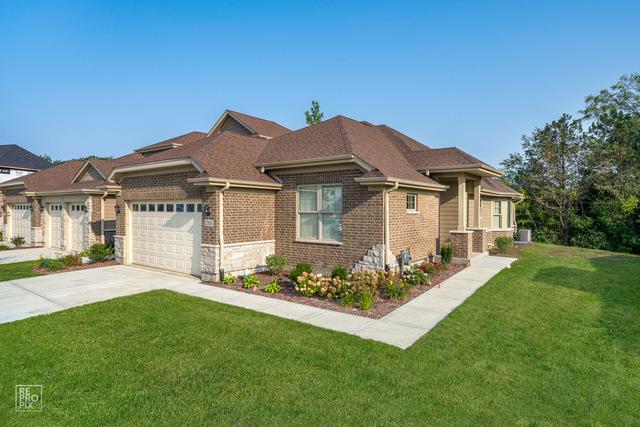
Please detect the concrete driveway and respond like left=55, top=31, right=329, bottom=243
left=0, top=265, right=201, bottom=324
left=0, top=247, right=65, bottom=265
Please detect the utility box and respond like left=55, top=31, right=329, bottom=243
left=518, top=229, right=532, bottom=243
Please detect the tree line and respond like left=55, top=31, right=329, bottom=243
left=501, top=73, right=640, bottom=254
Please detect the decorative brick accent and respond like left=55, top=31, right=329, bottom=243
left=353, top=244, right=386, bottom=271
left=31, top=198, right=42, bottom=227
left=389, top=190, right=439, bottom=263
left=467, top=227, right=487, bottom=253
left=114, top=235, right=126, bottom=263
left=90, top=195, right=102, bottom=244
left=450, top=230, right=473, bottom=259
left=274, top=170, right=384, bottom=272
left=201, top=191, right=219, bottom=245
left=223, top=240, right=275, bottom=274
left=200, top=245, right=219, bottom=282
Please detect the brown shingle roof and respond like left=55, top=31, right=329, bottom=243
left=257, top=115, right=443, bottom=187
left=0, top=144, right=51, bottom=170
left=1, top=160, right=85, bottom=192
left=134, top=131, right=206, bottom=153
left=481, top=177, right=521, bottom=196
left=226, top=111, right=291, bottom=138
left=375, top=124, right=430, bottom=152
left=409, top=147, right=490, bottom=169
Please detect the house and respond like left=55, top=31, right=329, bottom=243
left=0, top=144, right=51, bottom=183
left=0, top=110, right=521, bottom=278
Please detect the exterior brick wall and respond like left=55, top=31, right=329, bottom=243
left=201, top=190, right=219, bottom=245
left=31, top=197, right=42, bottom=227
left=450, top=231, right=472, bottom=259
left=274, top=170, right=384, bottom=272
left=489, top=229, right=514, bottom=246
left=90, top=195, right=102, bottom=244
left=468, top=228, right=487, bottom=253
left=223, top=189, right=275, bottom=244
left=115, top=194, right=127, bottom=236
left=389, top=190, right=439, bottom=263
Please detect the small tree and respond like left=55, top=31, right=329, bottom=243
left=304, top=100, right=324, bottom=125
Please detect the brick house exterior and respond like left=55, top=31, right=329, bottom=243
left=1, top=108, right=522, bottom=277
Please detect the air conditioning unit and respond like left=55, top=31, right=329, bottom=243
left=518, top=229, right=531, bottom=243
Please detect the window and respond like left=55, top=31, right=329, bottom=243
left=0, top=168, right=9, bottom=174
left=492, top=201, right=502, bottom=229
left=157, top=204, right=165, bottom=212
left=166, top=204, right=174, bottom=212
left=176, top=204, right=184, bottom=212
left=186, top=203, right=195, bottom=213
left=140, top=204, right=147, bottom=212
left=148, top=203, right=155, bottom=212
left=298, top=185, right=342, bottom=242
left=406, top=193, right=417, bottom=212
left=507, top=201, right=512, bottom=227
left=133, top=204, right=139, bottom=212
left=197, top=204, right=203, bottom=213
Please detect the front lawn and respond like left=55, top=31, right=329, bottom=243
left=0, top=261, right=42, bottom=281
left=1, top=244, right=639, bottom=424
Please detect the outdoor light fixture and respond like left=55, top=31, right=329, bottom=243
left=114, top=205, right=121, bottom=215
left=203, top=204, right=211, bottom=216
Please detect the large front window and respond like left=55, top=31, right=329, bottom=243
left=298, top=185, right=342, bottom=242
left=492, top=201, right=502, bottom=229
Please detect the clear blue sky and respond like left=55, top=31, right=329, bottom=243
left=1, top=1, right=639, bottom=166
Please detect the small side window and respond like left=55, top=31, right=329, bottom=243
left=176, top=204, right=184, bottom=213
left=148, top=204, right=156, bottom=212
left=406, top=193, right=417, bottom=212
left=157, top=204, right=165, bottom=212
left=197, top=204, right=203, bottom=213
left=140, top=204, right=147, bottom=212
left=166, top=204, right=174, bottom=212
left=133, top=204, right=139, bottom=212
left=186, top=203, right=195, bottom=213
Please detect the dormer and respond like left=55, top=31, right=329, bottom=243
left=207, top=110, right=290, bottom=139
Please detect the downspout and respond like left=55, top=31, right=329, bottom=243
left=383, top=181, right=399, bottom=267
left=100, top=191, right=108, bottom=244
left=218, top=182, right=230, bottom=278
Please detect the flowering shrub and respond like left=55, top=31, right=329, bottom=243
left=381, top=274, right=409, bottom=300
left=419, top=262, right=442, bottom=275
left=404, top=268, right=428, bottom=286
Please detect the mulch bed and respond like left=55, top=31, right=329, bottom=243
left=34, top=260, right=116, bottom=275
left=204, top=263, right=466, bottom=319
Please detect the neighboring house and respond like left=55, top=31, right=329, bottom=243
left=0, top=109, right=521, bottom=278
left=0, top=144, right=51, bottom=183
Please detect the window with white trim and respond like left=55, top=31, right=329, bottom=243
left=507, top=201, right=512, bottom=227
left=298, top=185, right=342, bottom=242
left=406, top=193, right=417, bottom=212
left=492, top=201, right=502, bottom=229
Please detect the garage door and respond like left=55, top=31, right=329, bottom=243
left=11, top=204, right=31, bottom=245
left=69, top=204, right=87, bottom=251
left=47, top=204, right=64, bottom=249
left=130, top=201, right=202, bottom=275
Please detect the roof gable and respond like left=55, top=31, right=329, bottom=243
left=133, top=132, right=206, bottom=154
left=208, top=110, right=291, bottom=139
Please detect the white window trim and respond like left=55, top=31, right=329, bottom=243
left=492, top=201, right=502, bottom=229
left=406, top=193, right=418, bottom=213
left=296, top=184, right=343, bottom=244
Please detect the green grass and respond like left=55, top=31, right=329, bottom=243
left=1, top=244, right=639, bottom=425
left=0, top=261, right=42, bottom=281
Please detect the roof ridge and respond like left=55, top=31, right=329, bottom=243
left=335, top=116, right=353, bottom=154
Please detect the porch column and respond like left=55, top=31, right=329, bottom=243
left=457, top=175, right=466, bottom=230
left=473, top=179, right=481, bottom=228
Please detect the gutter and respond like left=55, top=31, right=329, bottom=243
left=382, top=181, right=399, bottom=267
left=218, top=181, right=230, bottom=279
left=100, top=191, right=108, bottom=244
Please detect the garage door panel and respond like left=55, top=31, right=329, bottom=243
left=130, top=201, right=202, bottom=275
left=47, top=204, right=64, bottom=249
left=10, top=204, right=32, bottom=245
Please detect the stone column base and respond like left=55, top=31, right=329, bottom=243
left=114, top=235, right=126, bottom=264
left=201, top=245, right=220, bottom=282
left=467, top=228, right=487, bottom=253
left=449, top=230, right=473, bottom=259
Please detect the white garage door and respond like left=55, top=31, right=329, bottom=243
left=130, top=201, right=202, bottom=275
left=69, top=203, right=87, bottom=251
left=11, top=204, right=31, bottom=245
left=47, top=204, right=64, bottom=249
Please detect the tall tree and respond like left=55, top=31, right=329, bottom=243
left=304, top=100, right=323, bottom=125
left=502, top=114, right=584, bottom=245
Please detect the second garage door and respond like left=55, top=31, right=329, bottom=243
left=47, top=204, right=64, bottom=249
left=11, top=204, right=32, bottom=245
left=130, top=201, right=202, bottom=275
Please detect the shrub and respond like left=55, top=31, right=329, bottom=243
left=440, top=243, right=453, bottom=265
left=404, top=268, right=428, bottom=286
left=494, top=236, right=514, bottom=254
left=85, top=243, right=114, bottom=263
left=339, top=293, right=356, bottom=307
left=243, top=274, right=261, bottom=289
left=0, top=244, right=8, bottom=251
left=263, top=279, right=281, bottom=294
left=38, top=257, right=64, bottom=271
left=331, top=265, right=349, bottom=280
left=289, top=262, right=313, bottom=281
left=10, top=236, right=25, bottom=247
left=61, top=253, right=82, bottom=267
left=265, top=254, right=287, bottom=277
left=222, top=274, right=236, bottom=285
left=419, top=262, right=442, bottom=275
left=294, top=272, right=322, bottom=297
left=381, top=276, right=409, bottom=300
left=359, top=291, right=374, bottom=311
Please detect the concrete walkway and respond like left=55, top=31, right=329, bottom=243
left=0, top=256, right=516, bottom=349
left=0, top=247, right=65, bottom=265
